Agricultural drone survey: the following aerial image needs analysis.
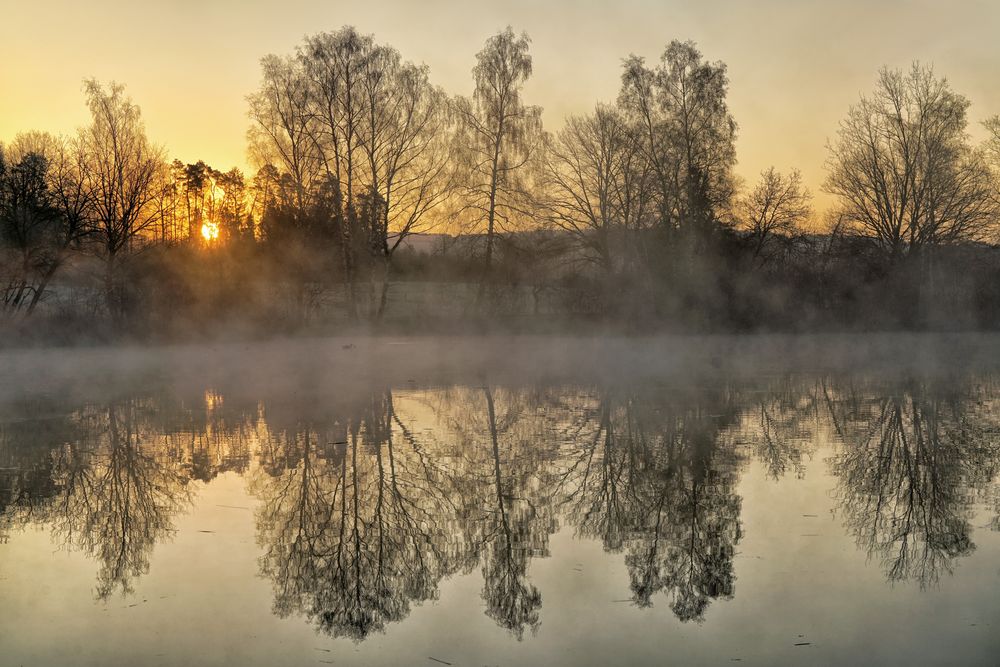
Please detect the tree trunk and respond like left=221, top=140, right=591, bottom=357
left=375, top=253, right=392, bottom=321
left=8, top=279, right=29, bottom=313
left=477, top=131, right=504, bottom=309
left=105, top=255, right=119, bottom=321
left=338, top=201, right=359, bottom=323
left=25, top=261, right=60, bottom=316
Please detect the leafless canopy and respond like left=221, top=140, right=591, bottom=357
left=453, top=27, right=543, bottom=279
left=248, top=28, right=455, bottom=318
left=825, top=64, right=997, bottom=256
left=738, top=167, right=811, bottom=263
left=80, top=80, right=165, bottom=261
left=542, top=105, right=651, bottom=272
left=618, top=41, right=737, bottom=240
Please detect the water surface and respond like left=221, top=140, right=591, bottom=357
left=1, top=336, right=999, bottom=665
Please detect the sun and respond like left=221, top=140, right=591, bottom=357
left=201, top=221, right=219, bottom=242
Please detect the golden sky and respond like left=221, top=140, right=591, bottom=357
left=2, top=0, right=999, bottom=213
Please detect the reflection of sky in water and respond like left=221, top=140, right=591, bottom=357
left=1, top=343, right=999, bottom=666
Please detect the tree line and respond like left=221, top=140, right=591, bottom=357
left=4, top=26, right=1000, bottom=337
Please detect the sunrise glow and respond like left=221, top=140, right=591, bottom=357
left=200, top=221, right=219, bottom=242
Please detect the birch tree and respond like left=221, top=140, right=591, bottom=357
left=454, top=27, right=543, bottom=299
left=618, top=41, right=736, bottom=245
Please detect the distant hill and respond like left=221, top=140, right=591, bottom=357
left=393, top=233, right=455, bottom=254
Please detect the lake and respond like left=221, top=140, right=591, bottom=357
left=1, top=336, right=999, bottom=666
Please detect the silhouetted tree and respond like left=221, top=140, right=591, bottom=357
left=79, top=80, right=165, bottom=318
left=618, top=41, right=737, bottom=247
left=738, top=167, right=811, bottom=266
left=454, top=28, right=543, bottom=303
left=542, top=105, right=651, bottom=285
left=0, top=149, right=58, bottom=313
left=826, top=65, right=997, bottom=258
left=217, top=167, right=250, bottom=240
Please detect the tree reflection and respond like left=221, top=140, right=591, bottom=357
left=2, top=372, right=999, bottom=638
left=828, top=378, right=1000, bottom=587
left=740, top=381, right=819, bottom=480
left=412, top=384, right=570, bottom=638
left=561, top=388, right=743, bottom=622
left=0, top=393, right=245, bottom=598
left=0, top=407, right=77, bottom=543
left=475, top=386, right=550, bottom=637
left=45, top=401, right=193, bottom=598
left=252, top=388, right=475, bottom=640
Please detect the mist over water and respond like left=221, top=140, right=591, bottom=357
left=1, top=335, right=999, bottom=666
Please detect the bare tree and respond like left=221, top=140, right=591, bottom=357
left=248, top=55, right=320, bottom=220
left=738, top=167, right=811, bottom=265
left=542, top=105, right=650, bottom=274
left=79, top=80, right=165, bottom=317
left=983, top=115, right=1000, bottom=207
left=353, top=39, right=454, bottom=319
left=618, top=41, right=737, bottom=245
left=252, top=28, right=455, bottom=321
left=983, top=115, right=1000, bottom=159
left=825, top=64, right=997, bottom=258
left=299, top=28, right=370, bottom=317
left=454, top=27, right=543, bottom=300
left=28, top=134, right=94, bottom=314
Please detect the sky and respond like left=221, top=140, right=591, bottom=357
left=2, top=0, right=1000, bottom=213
